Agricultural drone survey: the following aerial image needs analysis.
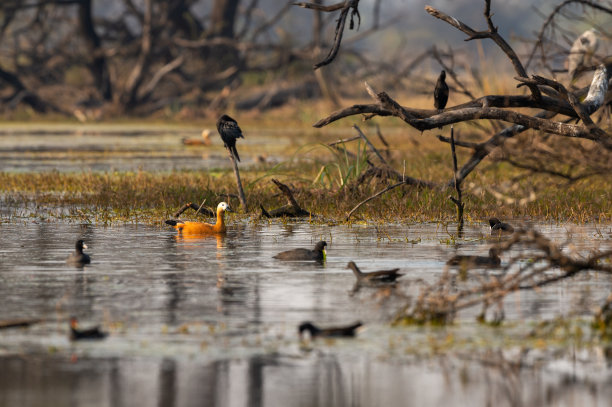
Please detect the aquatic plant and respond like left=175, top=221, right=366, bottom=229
left=393, top=228, right=612, bottom=326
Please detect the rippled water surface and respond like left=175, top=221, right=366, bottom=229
left=0, top=124, right=309, bottom=172
left=1, top=220, right=611, bottom=407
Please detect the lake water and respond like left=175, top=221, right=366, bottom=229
left=0, top=124, right=321, bottom=172
left=1, top=124, right=611, bottom=406
left=1, top=220, right=611, bottom=407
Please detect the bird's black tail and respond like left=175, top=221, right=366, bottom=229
left=231, top=145, right=241, bottom=162
left=165, top=220, right=179, bottom=226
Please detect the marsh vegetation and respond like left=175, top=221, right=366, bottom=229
left=0, top=0, right=611, bottom=405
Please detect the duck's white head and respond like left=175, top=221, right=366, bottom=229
left=217, top=202, right=231, bottom=213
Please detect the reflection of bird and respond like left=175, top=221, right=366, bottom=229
left=446, top=248, right=501, bottom=268
left=489, top=218, right=514, bottom=235
left=66, top=240, right=91, bottom=266
left=568, top=28, right=599, bottom=84
left=346, top=261, right=402, bottom=283
left=69, top=317, right=107, bottom=340
left=298, top=321, right=362, bottom=339
left=166, top=202, right=231, bottom=235
left=273, top=241, right=327, bottom=261
left=216, top=114, right=244, bottom=162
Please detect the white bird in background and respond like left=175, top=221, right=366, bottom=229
left=567, top=28, right=600, bottom=85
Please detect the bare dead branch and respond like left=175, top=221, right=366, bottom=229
left=425, top=3, right=542, bottom=100
left=394, top=228, right=612, bottom=324
left=448, top=110, right=557, bottom=187
left=346, top=175, right=436, bottom=220
left=314, top=87, right=589, bottom=128
left=328, top=135, right=360, bottom=147
left=525, top=0, right=612, bottom=70
left=139, top=55, right=184, bottom=103
left=293, top=0, right=361, bottom=69
left=316, top=78, right=612, bottom=149
left=173, top=203, right=215, bottom=218
left=346, top=181, right=404, bottom=221
left=292, top=1, right=345, bottom=12
left=431, top=46, right=476, bottom=100
left=259, top=179, right=313, bottom=218
left=437, top=135, right=479, bottom=149
left=352, top=125, right=387, bottom=165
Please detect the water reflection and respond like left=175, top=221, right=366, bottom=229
left=2, top=349, right=612, bottom=407
left=0, top=125, right=300, bottom=172
left=0, top=221, right=611, bottom=405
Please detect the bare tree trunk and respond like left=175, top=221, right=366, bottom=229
left=210, top=0, right=240, bottom=38
left=166, top=0, right=204, bottom=39
left=207, top=0, right=241, bottom=75
left=121, top=0, right=153, bottom=109
left=78, top=0, right=112, bottom=101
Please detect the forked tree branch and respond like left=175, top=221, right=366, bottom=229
left=294, top=0, right=361, bottom=69
left=425, top=2, right=542, bottom=100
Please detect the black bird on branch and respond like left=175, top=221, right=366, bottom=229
left=216, top=114, right=244, bottom=162
left=434, top=70, right=449, bottom=129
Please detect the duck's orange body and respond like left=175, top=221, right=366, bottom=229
left=167, top=202, right=231, bottom=235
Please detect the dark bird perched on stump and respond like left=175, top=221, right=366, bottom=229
left=489, top=218, right=514, bottom=235
left=216, top=114, right=244, bottom=162
left=298, top=321, right=363, bottom=339
left=434, top=70, right=449, bottom=129
left=346, top=261, right=402, bottom=283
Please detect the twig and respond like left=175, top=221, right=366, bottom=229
left=375, top=124, right=390, bottom=150
left=328, top=135, right=360, bottom=146
left=524, top=0, right=612, bottom=70
left=196, top=198, right=207, bottom=215
left=259, top=179, right=312, bottom=217
left=0, top=318, right=41, bottom=329
left=292, top=1, right=345, bottom=11
left=352, top=124, right=387, bottom=166
left=425, top=3, right=541, bottom=100
left=437, top=134, right=479, bottom=149
left=294, top=0, right=361, bottom=69
left=173, top=203, right=214, bottom=218
left=432, top=46, right=476, bottom=99
left=346, top=181, right=404, bottom=221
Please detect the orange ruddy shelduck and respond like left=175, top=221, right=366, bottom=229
left=166, top=202, right=232, bottom=235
